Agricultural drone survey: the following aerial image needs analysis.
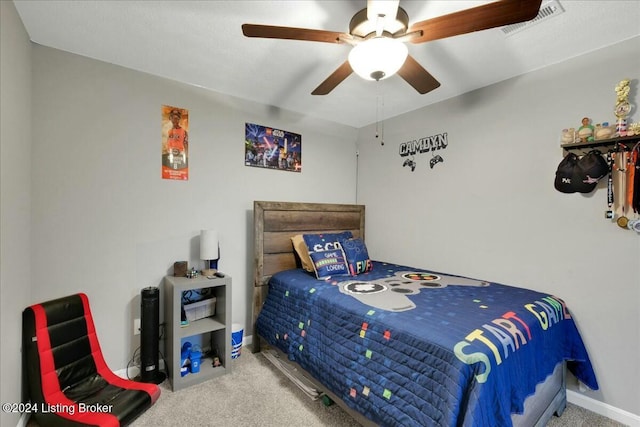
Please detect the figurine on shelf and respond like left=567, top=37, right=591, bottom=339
left=561, top=128, right=577, bottom=144
left=577, top=117, right=595, bottom=142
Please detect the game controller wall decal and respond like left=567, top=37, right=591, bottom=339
left=399, top=131, right=448, bottom=172
left=402, top=157, right=416, bottom=171
left=430, top=154, right=443, bottom=168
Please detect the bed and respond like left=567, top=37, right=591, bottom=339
left=252, top=201, right=598, bottom=426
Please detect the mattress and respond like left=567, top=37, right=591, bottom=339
left=255, top=261, right=598, bottom=427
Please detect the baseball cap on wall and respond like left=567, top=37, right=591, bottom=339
left=555, top=152, right=580, bottom=193
left=573, top=150, right=609, bottom=193
left=555, top=151, right=608, bottom=194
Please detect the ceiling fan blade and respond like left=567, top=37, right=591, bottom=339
left=311, top=61, right=353, bottom=95
left=242, top=24, right=346, bottom=44
left=408, top=0, right=543, bottom=44
left=396, top=55, right=441, bottom=94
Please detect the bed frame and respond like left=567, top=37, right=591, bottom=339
left=252, top=200, right=566, bottom=426
left=252, top=200, right=366, bottom=346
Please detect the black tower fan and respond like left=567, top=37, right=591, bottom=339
left=139, top=286, right=166, bottom=384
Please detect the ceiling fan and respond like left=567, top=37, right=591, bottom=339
left=242, top=0, right=542, bottom=95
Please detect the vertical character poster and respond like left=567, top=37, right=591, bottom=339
left=245, top=123, right=301, bottom=172
left=162, top=105, right=189, bottom=180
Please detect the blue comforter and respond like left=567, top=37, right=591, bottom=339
left=255, top=261, right=598, bottom=426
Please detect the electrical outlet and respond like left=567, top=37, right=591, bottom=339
left=134, top=318, right=141, bottom=335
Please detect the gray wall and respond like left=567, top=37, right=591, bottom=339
left=356, top=36, right=640, bottom=415
left=0, top=2, right=32, bottom=427
left=21, top=42, right=356, bottom=392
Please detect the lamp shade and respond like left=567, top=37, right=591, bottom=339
left=348, top=37, right=408, bottom=81
left=200, top=230, right=219, bottom=260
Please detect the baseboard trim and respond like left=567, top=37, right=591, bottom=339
left=114, top=360, right=165, bottom=380
left=16, top=412, right=29, bottom=427
left=567, top=390, right=640, bottom=426
left=114, top=365, right=141, bottom=379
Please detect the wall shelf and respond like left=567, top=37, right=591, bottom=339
left=561, top=134, right=640, bottom=154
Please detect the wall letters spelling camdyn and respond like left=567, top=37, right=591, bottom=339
left=399, top=132, right=448, bottom=157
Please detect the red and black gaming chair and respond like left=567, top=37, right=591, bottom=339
left=22, top=293, right=160, bottom=427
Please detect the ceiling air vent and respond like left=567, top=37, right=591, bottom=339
left=501, top=0, right=565, bottom=36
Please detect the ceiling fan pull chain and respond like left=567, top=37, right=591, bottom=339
left=375, top=85, right=385, bottom=146
left=375, top=91, right=379, bottom=140
left=380, top=94, right=385, bottom=146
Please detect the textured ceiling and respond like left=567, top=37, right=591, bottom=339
left=13, top=0, right=640, bottom=128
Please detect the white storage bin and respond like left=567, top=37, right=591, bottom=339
left=183, top=297, right=216, bottom=322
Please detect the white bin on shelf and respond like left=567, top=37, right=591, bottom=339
left=183, top=297, right=216, bottom=322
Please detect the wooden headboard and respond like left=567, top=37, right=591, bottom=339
left=252, top=201, right=365, bottom=344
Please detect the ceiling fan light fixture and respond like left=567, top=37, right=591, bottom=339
left=348, top=37, right=408, bottom=81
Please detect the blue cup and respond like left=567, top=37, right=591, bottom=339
left=190, top=349, right=202, bottom=373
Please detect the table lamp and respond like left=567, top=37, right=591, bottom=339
left=200, top=229, right=219, bottom=276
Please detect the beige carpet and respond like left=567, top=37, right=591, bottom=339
left=132, top=348, right=355, bottom=426
left=130, top=348, right=627, bottom=427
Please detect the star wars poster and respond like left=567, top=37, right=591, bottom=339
left=245, top=123, right=301, bottom=172
left=162, top=105, right=189, bottom=180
